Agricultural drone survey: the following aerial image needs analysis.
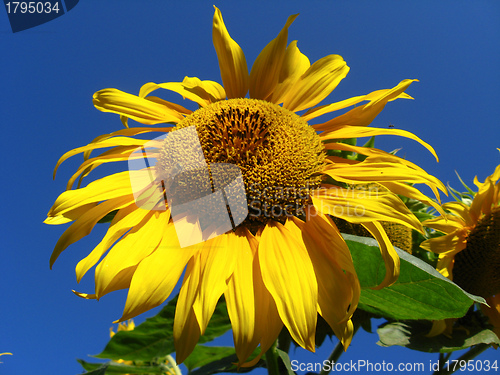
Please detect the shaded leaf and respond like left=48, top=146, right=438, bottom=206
left=377, top=321, right=500, bottom=353
left=96, top=296, right=231, bottom=362
left=78, top=360, right=168, bottom=374
left=276, top=349, right=295, bottom=375
left=184, top=346, right=235, bottom=372
left=344, top=234, right=485, bottom=321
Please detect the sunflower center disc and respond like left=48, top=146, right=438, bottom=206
left=452, top=207, right=500, bottom=297
left=159, top=98, right=325, bottom=228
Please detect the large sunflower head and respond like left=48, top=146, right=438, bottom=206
left=421, top=159, right=500, bottom=337
left=46, top=7, right=446, bottom=366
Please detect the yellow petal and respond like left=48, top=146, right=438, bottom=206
left=270, top=40, right=310, bottom=104
left=303, top=87, right=412, bottom=122
left=174, top=255, right=202, bottom=363
left=290, top=215, right=359, bottom=348
left=94, top=210, right=170, bottom=299
left=44, top=203, right=97, bottom=225
left=314, top=79, right=417, bottom=128
left=319, top=124, right=438, bottom=161
left=362, top=221, right=400, bottom=289
left=312, top=186, right=423, bottom=232
left=53, top=137, right=148, bottom=179
left=212, top=6, right=249, bottom=99
left=193, top=233, right=236, bottom=334
left=259, top=221, right=317, bottom=351
left=283, top=54, right=349, bottom=112
left=75, top=203, right=150, bottom=282
left=421, top=214, right=466, bottom=235
left=426, top=320, right=447, bottom=337
left=155, top=77, right=226, bottom=108
left=49, top=196, right=132, bottom=268
left=48, top=171, right=133, bottom=218
left=249, top=14, right=298, bottom=100
left=420, top=230, right=467, bottom=255
left=441, top=201, right=473, bottom=227
left=120, top=222, right=196, bottom=320
left=224, top=228, right=261, bottom=365
left=93, top=89, right=186, bottom=125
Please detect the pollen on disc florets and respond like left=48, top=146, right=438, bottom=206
left=452, top=207, right=500, bottom=298
left=158, top=98, right=326, bottom=228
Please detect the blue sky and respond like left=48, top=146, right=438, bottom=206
left=1, top=1, right=499, bottom=374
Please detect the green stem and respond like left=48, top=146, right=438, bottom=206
left=278, top=328, right=292, bottom=354
left=319, top=323, right=361, bottom=375
left=432, top=344, right=490, bottom=375
left=265, top=340, right=280, bottom=375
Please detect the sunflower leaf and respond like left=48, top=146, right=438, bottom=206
left=376, top=321, right=500, bottom=353
left=95, top=296, right=232, bottom=362
left=184, top=346, right=235, bottom=372
left=344, top=234, right=485, bottom=321
left=189, top=347, right=264, bottom=375
left=276, top=349, right=295, bottom=375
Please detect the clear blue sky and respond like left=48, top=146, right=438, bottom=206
left=1, top=1, right=499, bottom=374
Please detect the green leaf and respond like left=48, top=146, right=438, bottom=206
left=96, top=296, right=232, bottom=362
left=276, top=349, right=295, bottom=375
left=189, top=349, right=264, bottom=375
left=344, top=234, right=485, bottom=320
left=377, top=321, right=500, bottom=353
left=78, top=359, right=169, bottom=374
left=184, top=346, right=235, bottom=372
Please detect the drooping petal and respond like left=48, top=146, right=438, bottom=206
left=312, top=186, right=423, bottom=232
left=44, top=203, right=97, bottom=225
left=441, top=201, right=474, bottom=227
left=313, top=79, right=417, bottom=128
left=224, top=228, right=260, bottom=365
left=75, top=203, right=151, bottom=282
left=48, top=171, right=133, bottom=218
left=289, top=215, right=359, bottom=348
left=270, top=40, right=310, bottom=105
left=193, top=233, right=236, bottom=334
left=49, top=195, right=132, bottom=268
left=119, top=222, right=196, bottom=320
left=362, top=221, right=400, bottom=289
left=282, top=55, right=349, bottom=112
left=212, top=6, right=249, bottom=98
left=249, top=14, right=298, bottom=100
left=94, top=209, right=170, bottom=299
left=421, top=214, right=467, bottom=235
left=174, top=255, right=202, bottom=364
left=259, top=221, right=317, bottom=351
left=53, top=138, right=148, bottom=179
left=93, top=89, right=187, bottom=125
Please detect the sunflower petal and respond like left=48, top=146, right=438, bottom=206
left=314, top=79, right=417, bottom=128
left=48, top=171, right=133, bottom=218
left=212, top=6, right=249, bottom=99
left=270, top=40, right=310, bottom=104
left=259, top=221, right=317, bottom=351
left=319, top=124, right=438, bottom=161
left=249, top=14, right=298, bottom=100
left=283, top=54, right=349, bottom=112
left=224, top=228, right=261, bottom=365
left=420, top=230, right=467, bottom=255
left=120, top=223, right=196, bottom=321
left=93, top=89, right=186, bottom=125
left=49, top=196, right=132, bottom=268
left=193, top=233, right=236, bottom=334
left=312, top=186, right=423, bottom=232
left=174, top=256, right=202, bottom=363
left=156, top=77, right=226, bottom=107
left=94, top=210, right=170, bottom=299
left=361, top=221, right=400, bottom=289
left=75, top=203, right=150, bottom=282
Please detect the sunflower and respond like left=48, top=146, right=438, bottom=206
left=46, top=7, right=445, bottom=365
left=421, top=160, right=500, bottom=337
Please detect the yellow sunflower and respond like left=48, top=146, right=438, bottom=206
left=46, top=7, right=445, bottom=365
left=421, top=160, right=500, bottom=337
